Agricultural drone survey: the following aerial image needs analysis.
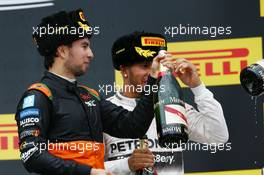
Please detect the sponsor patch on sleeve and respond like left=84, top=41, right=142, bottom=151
left=20, top=108, right=39, bottom=119
left=20, top=116, right=40, bottom=128
left=21, top=146, right=38, bottom=163
left=20, top=129, right=40, bottom=140
left=22, top=95, right=35, bottom=109
left=20, top=141, right=37, bottom=151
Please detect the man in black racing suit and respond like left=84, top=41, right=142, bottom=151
left=15, top=9, right=171, bottom=175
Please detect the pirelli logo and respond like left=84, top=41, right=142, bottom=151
left=168, top=37, right=262, bottom=86
left=0, top=114, right=20, bottom=160
left=141, top=37, right=166, bottom=47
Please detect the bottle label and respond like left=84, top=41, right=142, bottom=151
left=162, top=125, right=183, bottom=135
left=164, top=104, right=187, bottom=126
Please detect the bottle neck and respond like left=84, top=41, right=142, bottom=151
left=158, top=63, right=168, bottom=77
left=160, top=63, right=169, bottom=72
left=158, top=63, right=177, bottom=77
left=139, top=137, right=149, bottom=149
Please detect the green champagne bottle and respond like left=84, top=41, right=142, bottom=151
left=135, top=135, right=155, bottom=175
left=154, top=53, right=188, bottom=148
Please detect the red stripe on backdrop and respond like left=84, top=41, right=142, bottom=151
left=0, top=136, right=8, bottom=150
left=13, top=136, right=19, bottom=149
left=0, top=124, right=17, bottom=127
left=169, top=48, right=249, bottom=61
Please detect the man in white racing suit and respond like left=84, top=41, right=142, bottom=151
left=104, top=31, right=229, bottom=175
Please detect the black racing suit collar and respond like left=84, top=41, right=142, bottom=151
left=42, top=71, right=77, bottom=92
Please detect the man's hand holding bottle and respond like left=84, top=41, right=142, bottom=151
left=128, top=148, right=155, bottom=172
left=156, top=50, right=201, bottom=88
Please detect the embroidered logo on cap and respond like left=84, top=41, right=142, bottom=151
left=78, top=22, right=90, bottom=31
left=135, top=47, right=156, bottom=58
left=79, top=11, right=86, bottom=22
left=116, top=48, right=126, bottom=55
left=141, top=37, right=166, bottom=47
left=77, top=10, right=90, bottom=31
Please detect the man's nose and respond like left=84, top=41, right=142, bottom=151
left=88, top=48, right=94, bottom=60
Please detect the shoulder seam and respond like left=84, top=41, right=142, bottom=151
left=78, top=85, right=100, bottom=101
left=28, top=83, right=53, bottom=100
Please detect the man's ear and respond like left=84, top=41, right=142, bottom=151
left=56, top=45, right=69, bottom=59
left=120, top=65, right=128, bottom=78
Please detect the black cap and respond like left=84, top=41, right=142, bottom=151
left=112, top=31, right=167, bottom=70
left=33, top=8, right=92, bottom=57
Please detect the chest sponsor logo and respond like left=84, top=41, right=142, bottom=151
left=109, top=138, right=159, bottom=155
left=85, top=100, right=96, bottom=107
left=153, top=151, right=182, bottom=165
left=155, top=154, right=175, bottom=164
left=153, top=151, right=183, bottom=174
left=80, top=93, right=91, bottom=101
